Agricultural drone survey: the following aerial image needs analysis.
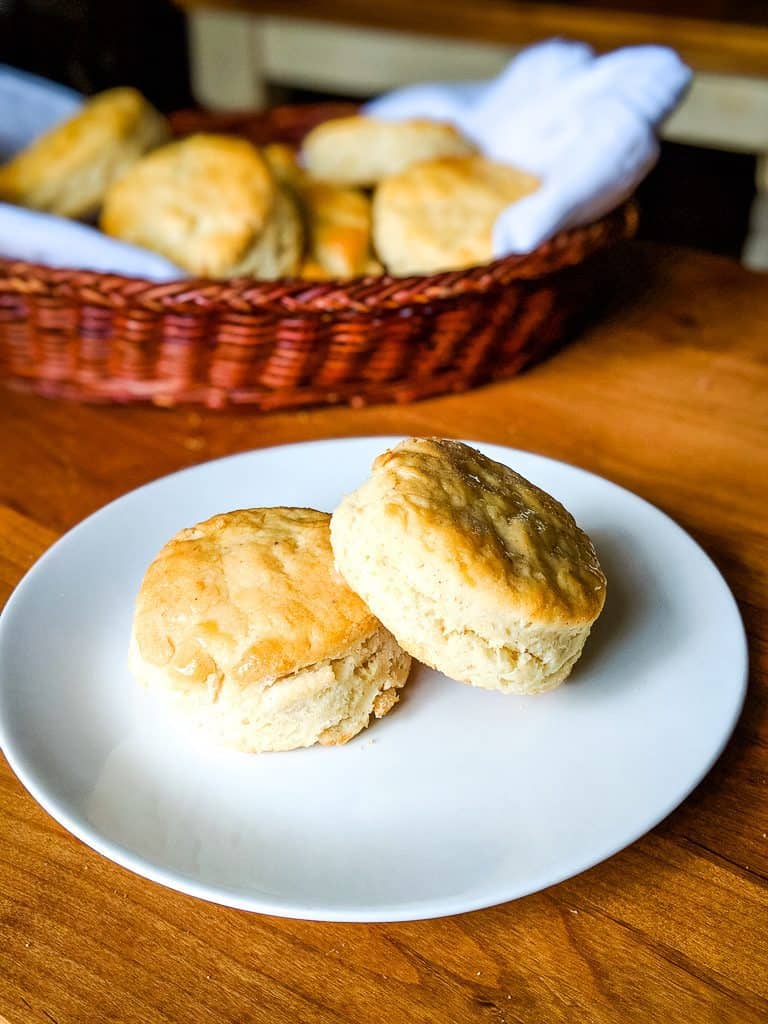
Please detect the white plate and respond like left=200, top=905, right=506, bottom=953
left=0, top=438, right=747, bottom=922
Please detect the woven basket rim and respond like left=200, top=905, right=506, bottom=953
left=0, top=202, right=635, bottom=316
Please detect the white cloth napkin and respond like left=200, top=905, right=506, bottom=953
left=0, top=64, right=81, bottom=159
left=366, top=39, right=691, bottom=254
left=0, top=202, right=183, bottom=280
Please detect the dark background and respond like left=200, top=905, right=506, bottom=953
left=0, top=0, right=755, bottom=259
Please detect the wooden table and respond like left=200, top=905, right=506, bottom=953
left=1, top=243, right=766, bottom=1023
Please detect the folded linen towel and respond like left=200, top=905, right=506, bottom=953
left=0, top=202, right=182, bottom=280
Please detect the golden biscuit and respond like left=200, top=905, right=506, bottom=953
left=100, top=134, right=280, bottom=277
left=262, top=145, right=377, bottom=278
left=300, top=182, right=374, bottom=278
left=0, top=87, right=169, bottom=219
left=373, top=155, right=539, bottom=275
left=301, top=115, right=475, bottom=187
left=130, top=508, right=411, bottom=752
left=331, top=439, right=606, bottom=694
left=300, top=257, right=384, bottom=280
left=262, top=142, right=305, bottom=189
left=229, top=185, right=303, bottom=279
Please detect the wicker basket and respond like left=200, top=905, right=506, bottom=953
left=0, top=103, right=637, bottom=410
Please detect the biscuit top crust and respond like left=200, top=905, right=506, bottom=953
left=132, top=508, right=379, bottom=689
left=357, top=438, right=606, bottom=627
left=301, top=115, right=475, bottom=186
left=373, top=155, right=540, bottom=274
left=101, top=133, right=275, bottom=275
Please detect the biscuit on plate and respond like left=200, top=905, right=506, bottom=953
left=373, top=155, right=540, bottom=275
left=0, top=86, right=168, bottom=219
left=129, top=508, right=411, bottom=752
left=331, top=438, right=606, bottom=694
left=101, top=133, right=300, bottom=278
left=301, top=115, right=475, bottom=187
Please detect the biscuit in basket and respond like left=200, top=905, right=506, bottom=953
left=373, top=155, right=540, bottom=275
left=262, top=145, right=377, bottom=278
left=262, top=142, right=305, bottom=189
left=300, top=182, right=376, bottom=278
left=0, top=87, right=169, bottom=219
left=330, top=438, right=606, bottom=694
left=300, top=256, right=384, bottom=281
left=301, top=115, right=475, bottom=187
left=229, top=185, right=303, bottom=279
left=129, top=508, right=411, bottom=752
left=101, top=133, right=301, bottom=278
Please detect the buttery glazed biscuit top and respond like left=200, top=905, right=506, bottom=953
left=100, top=134, right=275, bottom=276
left=336, top=438, right=606, bottom=627
left=132, top=508, right=379, bottom=690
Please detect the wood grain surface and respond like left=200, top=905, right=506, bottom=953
left=1, top=243, right=767, bottom=1023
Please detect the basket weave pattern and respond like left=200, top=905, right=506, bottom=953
left=0, top=103, right=637, bottom=410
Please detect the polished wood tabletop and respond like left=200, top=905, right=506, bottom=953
left=1, top=243, right=766, bottom=1023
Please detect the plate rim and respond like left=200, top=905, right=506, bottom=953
left=0, top=436, right=749, bottom=922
